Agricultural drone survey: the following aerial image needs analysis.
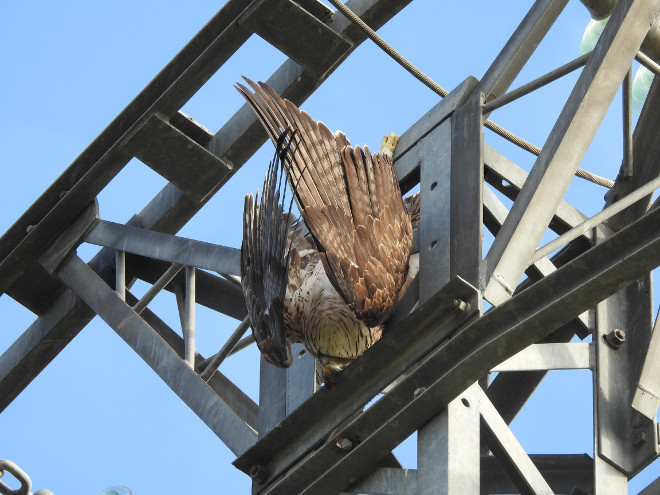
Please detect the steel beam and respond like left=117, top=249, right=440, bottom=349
left=483, top=144, right=592, bottom=239
left=392, top=76, right=478, bottom=192
left=595, top=269, right=658, bottom=475
left=344, top=454, right=595, bottom=494
left=417, top=88, right=484, bottom=495
left=632, top=307, right=660, bottom=419
left=417, top=385, right=481, bottom=494
left=0, top=0, right=255, bottom=296
left=482, top=185, right=592, bottom=333
left=604, top=77, right=660, bottom=231
left=238, top=0, right=352, bottom=77
left=236, top=204, right=660, bottom=495
left=482, top=454, right=594, bottom=494
left=125, top=291, right=259, bottom=430
left=639, top=476, right=660, bottom=495
left=484, top=0, right=660, bottom=305
left=124, top=113, right=231, bottom=202
left=491, top=343, right=592, bottom=372
left=233, top=277, right=481, bottom=490
left=478, top=0, right=570, bottom=102
left=478, top=387, right=554, bottom=494
left=0, top=0, right=410, bottom=412
left=344, top=467, right=417, bottom=495
left=85, top=220, right=241, bottom=276
left=56, top=254, right=257, bottom=457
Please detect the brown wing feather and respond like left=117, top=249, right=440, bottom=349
left=237, top=78, right=412, bottom=327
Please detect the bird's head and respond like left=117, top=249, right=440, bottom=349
left=317, top=353, right=354, bottom=379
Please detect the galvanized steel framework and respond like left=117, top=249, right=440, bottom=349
left=1, top=0, right=659, bottom=493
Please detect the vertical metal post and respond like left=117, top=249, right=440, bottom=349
left=255, top=344, right=318, bottom=486
left=623, top=67, right=634, bottom=176
left=115, top=250, right=125, bottom=301
left=418, top=385, right=481, bottom=494
left=257, top=346, right=318, bottom=438
left=417, top=90, right=483, bottom=495
left=593, top=225, right=658, bottom=484
left=183, top=266, right=196, bottom=368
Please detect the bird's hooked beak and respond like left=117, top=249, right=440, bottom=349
left=318, top=353, right=354, bottom=378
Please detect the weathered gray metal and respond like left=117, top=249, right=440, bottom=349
left=56, top=254, right=258, bottom=457
left=484, top=0, right=660, bottom=305
left=1, top=0, right=659, bottom=493
left=0, top=0, right=412, bottom=416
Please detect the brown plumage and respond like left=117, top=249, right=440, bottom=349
left=238, top=78, right=414, bottom=377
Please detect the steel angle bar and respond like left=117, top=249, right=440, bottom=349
left=623, top=68, right=634, bottom=176
left=0, top=0, right=255, bottom=296
left=115, top=250, right=126, bottom=300
left=632, top=307, right=660, bottom=419
left=124, top=289, right=259, bottom=430
left=344, top=467, right=417, bottom=495
left=132, top=263, right=184, bottom=314
left=604, top=73, right=660, bottom=230
left=483, top=187, right=559, bottom=277
left=483, top=52, right=591, bottom=114
left=0, top=287, right=95, bottom=414
left=482, top=185, right=592, bottom=336
left=482, top=454, right=593, bottom=494
left=636, top=49, right=660, bottom=74
left=246, top=205, right=660, bottom=495
left=233, top=276, right=481, bottom=486
left=57, top=254, right=257, bottom=457
left=199, top=315, right=251, bottom=380
left=491, top=343, right=592, bottom=372
left=483, top=144, right=593, bottom=239
left=478, top=387, right=555, bottom=495
left=345, top=455, right=595, bottom=494
left=183, top=266, right=196, bottom=368
left=85, top=220, right=240, bottom=275
left=532, top=175, right=660, bottom=264
left=0, top=0, right=413, bottom=415
left=479, top=0, right=570, bottom=102
left=639, top=476, right=660, bottom=495
left=484, top=0, right=660, bottom=306
left=240, top=0, right=352, bottom=78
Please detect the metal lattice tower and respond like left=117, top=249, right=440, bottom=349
left=1, top=0, right=659, bottom=493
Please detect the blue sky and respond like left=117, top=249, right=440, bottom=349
left=1, top=0, right=658, bottom=493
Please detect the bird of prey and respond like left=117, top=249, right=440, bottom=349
left=238, top=77, right=416, bottom=378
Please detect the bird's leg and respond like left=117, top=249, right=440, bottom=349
left=380, top=132, right=400, bottom=160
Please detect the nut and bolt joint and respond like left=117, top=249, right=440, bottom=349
left=249, top=464, right=269, bottom=484
left=453, top=298, right=470, bottom=316
left=336, top=437, right=354, bottom=451
left=604, top=329, right=626, bottom=350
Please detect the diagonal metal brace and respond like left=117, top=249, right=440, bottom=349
left=56, top=254, right=258, bottom=457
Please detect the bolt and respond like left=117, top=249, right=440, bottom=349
left=604, top=329, right=626, bottom=350
left=336, top=437, right=354, bottom=451
left=453, top=298, right=470, bottom=317
left=413, top=387, right=426, bottom=398
left=634, top=431, right=647, bottom=448
left=26, top=225, right=36, bottom=234
left=249, top=464, right=268, bottom=484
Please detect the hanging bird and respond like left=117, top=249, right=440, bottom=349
left=238, top=77, right=417, bottom=378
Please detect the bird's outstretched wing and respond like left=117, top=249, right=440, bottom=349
left=236, top=77, right=412, bottom=327
left=241, top=130, right=298, bottom=367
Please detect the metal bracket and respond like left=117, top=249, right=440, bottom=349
left=238, top=0, right=352, bottom=78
